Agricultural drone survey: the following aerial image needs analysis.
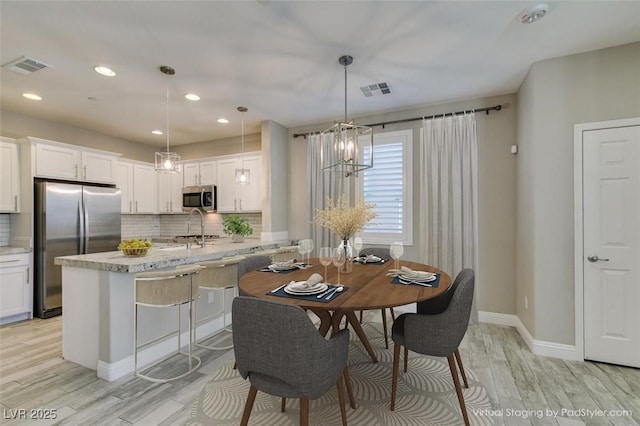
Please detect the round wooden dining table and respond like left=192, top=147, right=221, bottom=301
left=238, top=258, right=452, bottom=364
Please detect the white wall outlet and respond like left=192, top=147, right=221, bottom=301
left=511, top=144, right=518, bottom=154
left=524, top=295, right=528, bottom=310
left=208, top=292, right=214, bottom=303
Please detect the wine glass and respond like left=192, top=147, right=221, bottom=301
left=319, top=247, right=332, bottom=279
left=303, top=239, right=314, bottom=263
left=332, top=247, right=346, bottom=284
left=390, top=242, right=404, bottom=269
left=353, top=237, right=363, bottom=258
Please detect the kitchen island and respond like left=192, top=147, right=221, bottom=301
left=55, top=238, right=293, bottom=381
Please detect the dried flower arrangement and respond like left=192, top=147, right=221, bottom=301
left=313, top=195, right=377, bottom=240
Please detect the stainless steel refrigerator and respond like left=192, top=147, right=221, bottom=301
left=34, top=180, right=121, bottom=318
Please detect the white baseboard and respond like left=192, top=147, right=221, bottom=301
left=479, top=311, right=580, bottom=362
left=96, top=312, right=233, bottom=381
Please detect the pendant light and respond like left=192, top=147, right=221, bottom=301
left=154, top=65, right=181, bottom=173
left=235, top=106, right=250, bottom=184
left=321, top=55, right=373, bottom=177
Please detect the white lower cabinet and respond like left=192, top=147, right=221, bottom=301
left=0, top=253, right=32, bottom=323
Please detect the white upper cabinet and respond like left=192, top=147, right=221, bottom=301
left=158, top=170, right=183, bottom=213
left=216, top=154, right=262, bottom=213
left=32, top=137, right=118, bottom=184
left=116, top=160, right=157, bottom=214
left=183, top=159, right=216, bottom=186
left=0, top=138, right=20, bottom=213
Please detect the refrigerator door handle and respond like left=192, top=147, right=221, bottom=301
left=83, top=197, right=90, bottom=254
left=78, top=199, right=84, bottom=254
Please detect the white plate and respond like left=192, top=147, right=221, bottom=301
left=399, top=273, right=437, bottom=283
left=269, top=264, right=298, bottom=271
left=284, top=282, right=328, bottom=295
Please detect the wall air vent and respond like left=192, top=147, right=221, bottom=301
left=360, top=82, right=391, bottom=98
left=2, top=56, right=50, bottom=75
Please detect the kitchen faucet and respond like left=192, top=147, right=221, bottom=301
left=187, top=208, right=205, bottom=248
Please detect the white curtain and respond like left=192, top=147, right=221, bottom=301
left=419, top=113, right=479, bottom=323
left=307, top=133, right=346, bottom=249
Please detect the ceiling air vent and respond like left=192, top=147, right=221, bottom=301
left=360, top=82, right=391, bottom=98
left=2, top=56, right=50, bottom=75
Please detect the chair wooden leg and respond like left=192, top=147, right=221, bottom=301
left=447, top=354, right=470, bottom=426
left=390, top=343, right=401, bottom=411
left=336, top=375, right=347, bottom=426
left=240, top=385, right=257, bottom=426
left=403, top=346, right=408, bottom=373
left=381, top=308, right=389, bottom=349
left=455, top=349, right=469, bottom=388
left=281, top=397, right=286, bottom=412
left=343, top=367, right=356, bottom=409
left=389, top=307, right=396, bottom=321
left=233, top=360, right=237, bottom=370
left=299, top=398, right=309, bottom=426
left=359, top=310, right=363, bottom=323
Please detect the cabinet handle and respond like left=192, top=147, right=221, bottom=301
left=135, top=201, right=138, bottom=212
left=129, top=201, right=132, bottom=213
left=239, top=198, right=242, bottom=210
left=0, top=259, right=20, bottom=263
left=170, top=201, right=173, bottom=212
left=26, top=267, right=29, bottom=283
left=14, top=195, right=18, bottom=211
left=234, top=198, right=237, bottom=210
left=84, top=165, right=87, bottom=179
left=198, top=174, right=202, bottom=185
left=75, top=164, right=78, bottom=178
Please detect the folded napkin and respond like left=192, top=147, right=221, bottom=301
left=387, top=266, right=436, bottom=279
left=288, top=273, right=323, bottom=290
left=354, top=254, right=383, bottom=264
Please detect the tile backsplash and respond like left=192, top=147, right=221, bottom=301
left=0, top=215, right=9, bottom=246
left=122, top=212, right=262, bottom=239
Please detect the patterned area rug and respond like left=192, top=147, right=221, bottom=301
left=188, top=322, right=492, bottom=425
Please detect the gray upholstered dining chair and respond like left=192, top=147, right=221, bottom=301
left=400, top=269, right=471, bottom=388
left=237, top=254, right=272, bottom=280
left=390, top=269, right=475, bottom=426
left=358, top=247, right=396, bottom=348
left=232, top=296, right=350, bottom=426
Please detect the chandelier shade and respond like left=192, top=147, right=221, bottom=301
left=321, top=55, right=373, bottom=177
left=154, top=65, right=181, bottom=173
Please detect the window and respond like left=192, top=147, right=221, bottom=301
left=356, top=129, right=413, bottom=245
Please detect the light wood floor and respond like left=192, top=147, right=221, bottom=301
left=0, top=315, right=638, bottom=426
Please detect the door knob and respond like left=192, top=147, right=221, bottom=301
left=587, top=255, right=610, bottom=263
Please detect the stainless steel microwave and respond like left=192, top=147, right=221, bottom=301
left=182, top=185, right=217, bottom=212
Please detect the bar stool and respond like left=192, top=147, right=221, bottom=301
left=134, top=265, right=202, bottom=383
left=271, top=245, right=299, bottom=262
left=194, top=255, right=245, bottom=351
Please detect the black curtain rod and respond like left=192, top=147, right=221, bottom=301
left=293, top=104, right=502, bottom=138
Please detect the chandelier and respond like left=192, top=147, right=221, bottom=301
left=321, top=55, right=373, bottom=177
left=235, top=106, right=250, bottom=184
left=154, top=65, right=181, bottom=173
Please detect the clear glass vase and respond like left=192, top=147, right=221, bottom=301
left=338, top=238, right=354, bottom=274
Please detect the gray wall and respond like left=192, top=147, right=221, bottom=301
left=0, top=109, right=156, bottom=161
left=174, top=133, right=261, bottom=160
left=288, top=93, right=518, bottom=316
left=516, top=42, right=640, bottom=345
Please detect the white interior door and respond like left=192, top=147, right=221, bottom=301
left=583, top=124, right=640, bottom=368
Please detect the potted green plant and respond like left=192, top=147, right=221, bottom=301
left=223, top=214, right=253, bottom=243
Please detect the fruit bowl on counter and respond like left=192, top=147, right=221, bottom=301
left=118, top=239, right=152, bottom=257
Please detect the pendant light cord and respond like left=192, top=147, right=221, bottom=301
left=166, top=84, right=170, bottom=153
left=344, top=62, right=348, bottom=123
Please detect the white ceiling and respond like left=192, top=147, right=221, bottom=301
left=1, top=1, right=639, bottom=147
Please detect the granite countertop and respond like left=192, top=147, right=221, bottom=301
left=54, top=238, right=292, bottom=273
left=0, top=246, right=32, bottom=255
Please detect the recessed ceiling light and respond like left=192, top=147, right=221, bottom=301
left=185, top=93, right=200, bottom=101
left=520, top=3, right=548, bottom=24
left=217, top=118, right=229, bottom=124
left=152, top=130, right=163, bottom=135
left=94, top=66, right=116, bottom=77
left=23, top=93, right=42, bottom=101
